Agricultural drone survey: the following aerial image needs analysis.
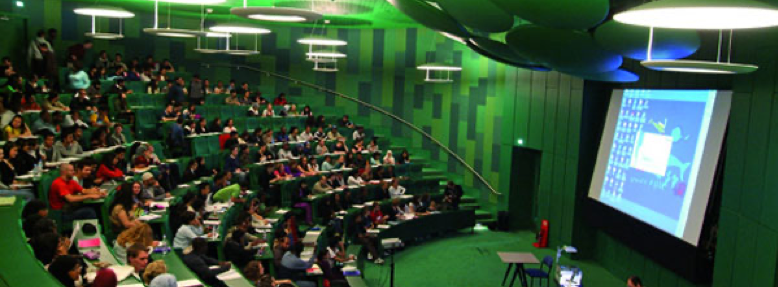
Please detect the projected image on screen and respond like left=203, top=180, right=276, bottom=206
left=589, top=89, right=731, bottom=245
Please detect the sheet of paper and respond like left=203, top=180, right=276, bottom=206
left=203, top=220, right=221, bottom=226
left=138, top=214, right=162, bottom=221
left=177, top=279, right=203, bottom=287
left=151, top=201, right=170, bottom=208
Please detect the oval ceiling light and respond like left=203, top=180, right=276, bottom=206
left=614, top=0, right=778, bottom=30
left=224, top=50, right=260, bottom=56
left=416, top=64, right=462, bottom=71
left=232, top=7, right=322, bottom=23
left=297, top=38, right=347, bottom=46
left=144, top=28, right=205, bottom=38
left=152, top=0, right=226, bottom=4
left=640, top=28, right=757, bottom=74
left=74, top=6, right=135, bottom=18
left=85, top=33, right=124, bottom=40
left=210, top=23, right=271, bottom=34
left=306, top=51, right=347, bottom=58
left=194, top=48, right=229, bottom=54
left=641, top=60, right=758, bottom=74
left=306, top=57, right=338, bottom=63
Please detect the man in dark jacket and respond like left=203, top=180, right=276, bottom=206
left=167, top=77, right=186, bottom=105
left=182, top=238, right=231, bottom=287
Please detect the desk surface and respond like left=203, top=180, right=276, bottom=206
left=498, top=252, right=539, bottom=264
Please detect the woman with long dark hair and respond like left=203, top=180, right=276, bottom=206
left=96, top=153, right=124, bottom=183
left=110, top=183, right=141, bottom=233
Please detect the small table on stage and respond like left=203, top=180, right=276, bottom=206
left=499, top=252, right=539, bottom=287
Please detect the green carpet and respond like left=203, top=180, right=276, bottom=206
left=361, top=229, right=625, bottom=287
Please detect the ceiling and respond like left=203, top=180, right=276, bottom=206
left=65, top=0, right=421, bottom=28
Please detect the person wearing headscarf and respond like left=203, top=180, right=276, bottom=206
left=383, top=150, right=395, bottom=165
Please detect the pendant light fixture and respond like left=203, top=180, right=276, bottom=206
left=417, top=32, right=461, bottom=83
left=207, top=23, right=269, bottom=56
left=210, top=23, right=272, bottom=34
left=74, top=6, right=134, bottom=40
left=232, top=0, right=322, bottom=23
left=196, top=6, right=230, bottom=54
left=144, top=0, right=206, bottom=38
left=297, top=38, right=347, bottom=46
left=614, top=0, right=778, bottom=30
left=641, top=28, right=757, bottom=74
left=298, top=20, right=347, bottom=72
left=417, top=63, right=462, bottom=83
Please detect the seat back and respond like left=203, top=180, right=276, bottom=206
left=541, top=255, right=553, bottom=271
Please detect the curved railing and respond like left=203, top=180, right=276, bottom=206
left=203, top=63, right=501, bottom=196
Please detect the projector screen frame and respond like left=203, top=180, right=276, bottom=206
left=587, top=89, right=731, bottom=246
left=581, top=88, right=730, bottom=284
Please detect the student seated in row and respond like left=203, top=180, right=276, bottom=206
left=173, top=211, right=204, bottom=249
left=183, top=237, right=231, bottom=287
left=243, top=260, right=293, bottom=287
left=48, top=163, right=105, bottom=220
left=53, top=131, right=84, bottom=162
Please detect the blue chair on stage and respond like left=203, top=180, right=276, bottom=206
left=525, top=255, right=553, bottom=287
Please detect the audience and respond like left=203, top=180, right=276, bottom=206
left=0, top=46, right=458, bottom=287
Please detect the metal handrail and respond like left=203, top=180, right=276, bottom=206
left=203, top=63, right=501, bottom=196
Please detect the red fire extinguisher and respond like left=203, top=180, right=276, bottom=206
left=533, top=220, right=549, bottom=248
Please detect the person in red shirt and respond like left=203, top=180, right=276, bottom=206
left=369, top=202, right=388, bottom=225
left=48, top=163, right=104, bottom=220
left=273, top=93, right=287, bottom=106
left=96, top=153, right=124, bottom=182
